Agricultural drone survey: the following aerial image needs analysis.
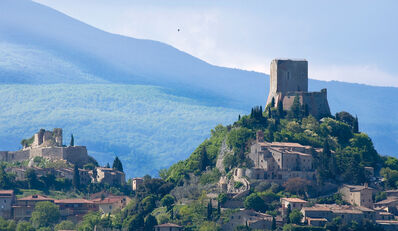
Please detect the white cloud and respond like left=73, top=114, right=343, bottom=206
left=310, top=65, right=398, bottom=87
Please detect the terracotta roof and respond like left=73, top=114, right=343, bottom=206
left=343, top=184, right=374, bottom=191
left=332, top=209, right=363, bottom=214
left=92, top=196, right=128, bottom=204
left=133, top=177, right=143, bottom=180
left=302, top=206, right=331, bottom=212
left=378, top=212, right=393, bottom=215
left=376, top=220, right=398, bottom=224
left=18, top=194, right=54, bottom=201
left=55, top=199, right=93, bottom=204
left=282, top=198, right=308, bottom=203
left=375, top=197, right=398, bottom=205
left=307, top=218, right=328, bottom=221
left=269, top=142, right=310, bottom=148
left=0, top=190, right=14, bottom=196
left=155, top=223, right=182, bottom=228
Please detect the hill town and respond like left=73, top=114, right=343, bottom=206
left=0, top=59, right=397, bottom=231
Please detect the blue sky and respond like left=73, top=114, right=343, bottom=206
left=33, top=0, right=398, bottom=87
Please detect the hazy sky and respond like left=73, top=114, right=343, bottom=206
left=33, top=0, right=398, bottom=87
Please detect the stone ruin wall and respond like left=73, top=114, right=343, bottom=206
left=0, top=150, right=30, bottom=162
left=283, top=89, right=331, bottom=119
left=62, top=146, right=90, bottom=167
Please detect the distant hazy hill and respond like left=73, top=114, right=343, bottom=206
left=0, top=0, right=397, bottom=177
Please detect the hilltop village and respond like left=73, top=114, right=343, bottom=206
left=1, top=59, right=398, bottom=230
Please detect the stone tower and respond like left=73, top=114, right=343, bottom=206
left=267, top=59, right=308, bottom=106
left=266, top=58, right=331, bottom=119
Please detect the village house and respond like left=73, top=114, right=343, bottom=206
left=385, top=189, right=398, bottom=198
left=374, top=197, right=398, bottom=215
left=13, top=194, right=55, bottom=220
left=0, top=190, right=15, bottom=219
left=96, top=167, right=125, bottom=185
left=339, top=184, right=374, bottom=208
left=306, top=217, right=328, bottom=227
left=55, top=198, right=98, bottom=220
left=377, top=220, right=398, bottom=231
left=92, top=196, right=131, bottom=214
left=132, top=177, right=144, bottom=191
left=281, top=197, right=308, bottom=216
left=221, top=209, right=273, bottom=230
left=301, top=204, right=377, bottom=225
left=154, top=223, right=183, bottom=231
left=246, top=131, right=316, bottom=182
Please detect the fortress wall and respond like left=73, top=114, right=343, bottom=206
left=39, top=147, right=64, bottom=159
left=0, top=151, right=8, bottom=161
left=302, top=89, right=331, bottom=119
left=283, top=89, right=330, bottom=119
left=63, top=146, right=89, bottom=166
left=1, top=150, right=30, bottom=162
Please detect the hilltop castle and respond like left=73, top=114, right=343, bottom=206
left=0, top=128, right=89, bottom=166
left=266, top=59, right=331, bottom=118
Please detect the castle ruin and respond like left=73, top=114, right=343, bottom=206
left=0, top=128, right=89, bottom=166
left=266, top=59, right=331, bottom=118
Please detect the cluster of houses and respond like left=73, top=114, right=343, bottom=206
left=217, top=184, right=398, bottom=231
left=0, top=190, right=130, bottom=222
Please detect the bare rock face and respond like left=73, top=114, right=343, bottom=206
left=266, top=59, right=331, bottom=119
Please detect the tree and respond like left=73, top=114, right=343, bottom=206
left=26, top=168, right=39, bottom=189
left=288, top=96, right=302, bottom=120
left=277, top=100, right=284, bottom=118
left=0, top=165, right=13, bottom=189
left=112, top=156, right=124, bottom=172
left=161, top=194, right=175, bottom=211
left=73, top=165, right=80, bottom=190
left=271, top=97, right=275, bottom=107
left=244, top=193, right=265, bottom=212
left=353, top=116, right=359, bottom=133
left=105, top=163, right=110, bottom=168
left=289, top=209, right=303, bottom=225
left=30, top=201, right=60, bottom=228
left=283, top=178, right=311, bottom=196
left=123, top=214, right=144, bottom=231
left=207, top=200, right=213, bottom=220
left=199, top=146, right=209, bottom=171
left=70, top=134, right=74, bottom=146
left=144, top=215, right=157, bottom=231
left=55, top=220, right=75, bottom=231
left=272, top=216, right=276, bottom=230
left=16, top=221, right=35, bottom=231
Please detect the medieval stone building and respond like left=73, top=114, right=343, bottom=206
left=266, top=59, right=331, bottom=119
left=0, top=128, right=89, bottom=166
left=246, top=131, right=316, bottom=182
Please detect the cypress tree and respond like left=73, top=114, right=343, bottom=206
left=272, top=216, right=276, bottom=230
left=277, top=100, right=284, bottom=118
left=353, top=115, right=359, bottom=133
left=112, top=156, right=124, bottom=172
left=73, top=165, right=80, bottom=190
left=268, top=107, right=272, bottom=118
left=238, top=114, right=241, bottom=120
left=199, top=146, right=209, bottom=171
left=105, top=163, right=110, bottom=168
left=70, top=134, right=74, bottom=146
left=271, top=97, right=275, bottom=107
left=207, top=200, right=212, bottom=220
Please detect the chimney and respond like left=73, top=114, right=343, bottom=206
left=256, top=131, right=264, bottom=143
